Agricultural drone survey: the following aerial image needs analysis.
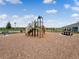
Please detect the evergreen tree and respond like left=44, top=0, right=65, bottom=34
left=6, top=22, right=12, bottom=29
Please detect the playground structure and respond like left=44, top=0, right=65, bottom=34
left=61, top=28, right=73, bottom=36
left=25, top=16, right=45, bottom=38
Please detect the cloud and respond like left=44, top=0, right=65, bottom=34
left=43, top=0, right=53, bottom=3
left=64, top=4, right=79, bottom=11
left=72, top=13, right=79, bottom=17
left=52, top=0, right=56, bottom=4
left=75, top=2, right=79, bottom=6
left=64, top=0, right=79, bottom=11
left=12, top=15, right=37, bottom=27
left=23, top=9, right=27, bottom=11
left=45, top=19, right=60, bottom=27
left=0, top=14, right=37, bottom=27
left=43, top=0, right=56, bottom=4
left=0, top=14, right=8, bottom=20
left=12, top=15, right=19, bottom=18
left=74, top=0, right=79, bottom=6
left=0, top=14, right=10, bottom=27
left=0, top=0, right=6, bottom=5
left=6, top=0, right=22, bottom=4
left=46, top=9, right=58, bottom=14
left=71, top=13, right=79, bottom=20
left=0, top=0, right=22, bottom=5
left=71, top=13, right=79, bottom=23
left=44, top=19, right=70, bottom=28
left=64, top=4, right=70, bottom=9
left=71, top=6, right=79, bottom=11
left=0, top=14, right=78, bottom=28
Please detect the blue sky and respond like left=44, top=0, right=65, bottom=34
left=0, top=0, right=79, bottom=28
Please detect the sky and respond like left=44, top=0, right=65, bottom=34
left=0, top=0, right=79, bottom=28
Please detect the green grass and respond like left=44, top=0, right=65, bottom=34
left=0, top=27, right=25, bottom=33
left=46, top=28, right=63, bottom=32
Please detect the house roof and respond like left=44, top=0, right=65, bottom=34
left=63, top=22, right=79, bottom=28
